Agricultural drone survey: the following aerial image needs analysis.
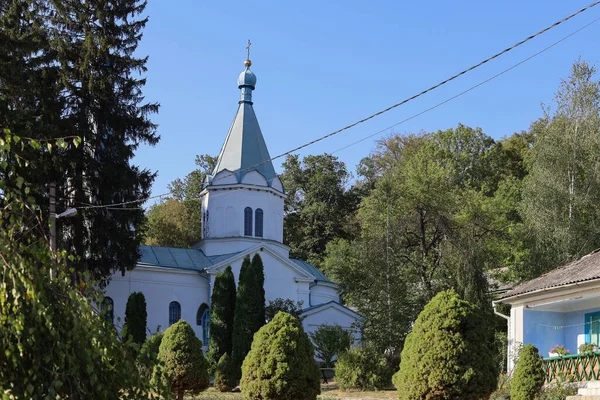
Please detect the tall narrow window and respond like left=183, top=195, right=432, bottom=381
left=244, top=207, right=253, bottom=236
left=196, top=303, right=209, bottom=326
left=255, top=208, right=264, bottom=237
left=586, top=312, right=600, bottom=346
left=202, top=309, right=210, bottom=345
left=101, top=297, right=114, bottom=324
left=169, top=301, right=181, bottom=326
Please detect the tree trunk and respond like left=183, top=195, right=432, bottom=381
left=178, top=389, right=184, bottom=400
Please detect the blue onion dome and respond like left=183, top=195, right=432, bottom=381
left=237, top=59, right=257, bottom=88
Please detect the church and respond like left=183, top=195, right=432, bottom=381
left=103, top=54, right=364, bottom=348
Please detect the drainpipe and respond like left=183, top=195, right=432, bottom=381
left=493, top=300, right=512, bottom=373
left=493, top=301, right=510, bottom=321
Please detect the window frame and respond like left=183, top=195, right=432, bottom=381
left=255, top=208, right=264, bottom=237
left=244, top=207, right=253, bottom=236
left=585, top=311, right=600, bottom=345
left=169, top=301, right=181, bottom=326
left=101, top=297, right=114, bottom=324
left=202, top=309, right=210, bottom=346
left=196, top=303, right=209, bottom=326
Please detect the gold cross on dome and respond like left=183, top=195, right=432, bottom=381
left=246, top=39, right=251, bottom=60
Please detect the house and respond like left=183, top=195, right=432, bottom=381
left=102, top=56, right=364, bottom=348
left=494, top=248, right=600, bottom=378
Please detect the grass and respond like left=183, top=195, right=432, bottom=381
left=188, top=382, right=397, bottom=399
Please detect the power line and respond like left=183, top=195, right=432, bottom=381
left=76, top=1, right=600, bottom=210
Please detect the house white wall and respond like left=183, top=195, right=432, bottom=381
left=302, top=304, right=364, bottom=346
left=310, top=283, right=340, bottom=305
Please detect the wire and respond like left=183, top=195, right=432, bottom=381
left=331, top=14, right=600, bottom=156
left=75, top=1, right=600, bottom=210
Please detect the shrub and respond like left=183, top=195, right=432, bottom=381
left=579, top=342, right=596, bottom=354
left=510, top=344, right=545, bottom=400
left=232, top=254, right=266, bottom=377
left=153, top=320, right=209, bottom=400
left=489, top=373, right=511, bottom=400
left=265, top=297, right=305, bottom=322
left=207, top=266, right=236, bottom=373
left=335, top=345, right=393, bottom=391
left=136, top=332, right=163, bottom=381
left=241, top=312, right=320, bottom=400
left=214, top=353, right=236, bottom=392
left=393, top=290, right=498, bottom=400
left=310, top=324, right=353, bottom=368
left=123, top=292, right=148, bottom=348
left=537, top=382, right=577, bottom=400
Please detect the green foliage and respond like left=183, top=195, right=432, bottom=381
left=214, top=353, right=236, bottom=392
left=265, top=297, right=305, bottom=322
left=335, top=345, right=394, bottom=391
left=207, top=266, right=237, bottom=373
left=536, top=382, right=577, bottom=400
left=240, top=312, right=320, bottom=400
left=124, top=291, right=148, bottom=347
left=145, top=197, right=202, bottom=248
left=489, top=373, right=511, bottom=400
left=232, top=254, right=266, bottom=377
left=579, top=342, right=596, bottom=354
left=511, top=344, right=545, bottom=400
left=137, top=332, right=164, bottom=382
left=153, top=320, right=209, bottom=399
left=393, top=290, right=497, bottom=400
left=310, top=324, right=353, bottom=368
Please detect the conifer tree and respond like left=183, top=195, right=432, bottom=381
left=232, top=254, right=266, bottom=377
left=123, top=292, right=148, bottom=347
left=0, top=0, right=159, bottom=283
left=207, top=266, right=236, bottom=372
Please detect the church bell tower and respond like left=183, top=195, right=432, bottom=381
left=198, top=45, right=286, bottom=257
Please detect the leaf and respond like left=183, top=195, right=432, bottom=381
left=16, top=177, right=24, bottom=189
left=73, top=137, right=82, bottom=148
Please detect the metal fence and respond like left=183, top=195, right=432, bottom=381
left=542, top=352, right=600, bottom=383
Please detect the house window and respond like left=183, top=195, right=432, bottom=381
left=202, top=309, right=210, bottom=345
left=169, top=301, right=181, bottom=326
left=586, top=312, right=600, bottom=346
left=255, top=208, right=263, bottom=237
left=196, top=303, right=209, bottom=325
left=244, top=207, right=253, bottom=236
left=101, top=297, right=114, bottom=324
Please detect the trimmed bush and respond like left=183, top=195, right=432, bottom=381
left=123, top=292, right=147, bottom=347
left=232, top=254, right=266, bottom=377
left=335, top=345, right=393, bottom=390
left=136, top=332, right=163, bottom=381
left=214, top=353, right=235, bottom=392
left=207, top=266, right=236, bottom=373
left=393, top=290, right=497, bottom=400
left=241, top=312, right=320, bottom=400
left=310, top=324, right=353, bottom=368
left=510, top=344, right=545, bottom=400
left=153, top=320, right=209, bottom=400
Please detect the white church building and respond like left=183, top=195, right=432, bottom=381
left=103, top=56, right=364, bottom=348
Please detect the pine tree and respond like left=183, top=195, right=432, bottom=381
left=232, top=254, right=266, bottom=377
left=206, top=266, right=236, bottom=372
left=123, top=292, right=148, bottom=347
left=0, top=0, right=159, bottom=283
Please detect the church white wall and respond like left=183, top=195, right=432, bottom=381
left=200, top=237, right=290, bottom=258
left=241, top=170, right=268, bottom=186
left=104, top=267, right=210, bottom=340
left=310, top=283, right=340, bottom=305
left=201, top=187, right=284, bottom=247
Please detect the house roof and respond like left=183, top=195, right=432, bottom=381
left=138, top=245, right=213, bottom=271
left=290, top=259, right=331, bottom=283
left=498, top=249, right=600, bottom=301
left=300, top=300, right=365, bottom=320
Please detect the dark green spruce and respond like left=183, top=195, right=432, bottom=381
left=206, top=266, right=236, bottom=373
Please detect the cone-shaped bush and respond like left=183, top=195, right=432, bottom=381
left=207, top=266, right=236, bottom=372
left=214, top=353, right=236, bottom=392
left=232, top=254, right=266, bottom=377
left=393, top=290, right=497, bottom=400
left=153, top=320, right=209, bottom=400
left=123, top=292, right=147, bottom=347
left=241, top=312, right=320, bottom=400
left=510, top=344, right=544, bottom=400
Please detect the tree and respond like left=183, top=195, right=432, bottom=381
left=153, top=320, right=209, bottom=400
left=393, top=290, right=497, bottom=400
left=214, top=353, right=236, bottom=392
left=522, top=60, right=600, bottom=277
left=206, top=266, right=237, bottom=372
left=310, top=324, right=353, bottom=368
left=335, top=345, right=393, bottom=391
left=232, top=254, right=266, bottom=377
left=265, top=298, right=305, bottom=322
left=123, top=292, right=148, bottom=348
left=136, top=332, right=163, bottom=381
left=510, top=344, right=545, bottom=400
left=281, top=154, right=358, bottom=266
left=145, top=198, right=202, bottom=248
left=240, top=312, right=320, bottom=400
left=0, top=0, right=159, bottom=283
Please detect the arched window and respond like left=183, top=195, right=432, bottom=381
left=202, top=308, right=210, bottom=345
left=196, top=303, right=209, bottom=326
left=244, top=207, right=253, bottom=236
left=255, top=208, right=263, bottom=237
left=169, top=301, right=181, bottom=326
left=101, top=296, right=114, bottom=324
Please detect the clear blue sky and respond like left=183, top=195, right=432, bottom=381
left=133, top=0, right=600, bottom=201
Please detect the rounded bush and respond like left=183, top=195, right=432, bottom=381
left=240, top=312, right=320, bottom=400
left=153, top=320, right=209, bottom=399
left=136, top=332, right=163, bottom=381
left=335, top=345, right=393, bottom=391
left=214, top=352, right=235, bottom=392
left=510, top=344, right=545, bottom=400
left=393, top=290, right=497, bottom=400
